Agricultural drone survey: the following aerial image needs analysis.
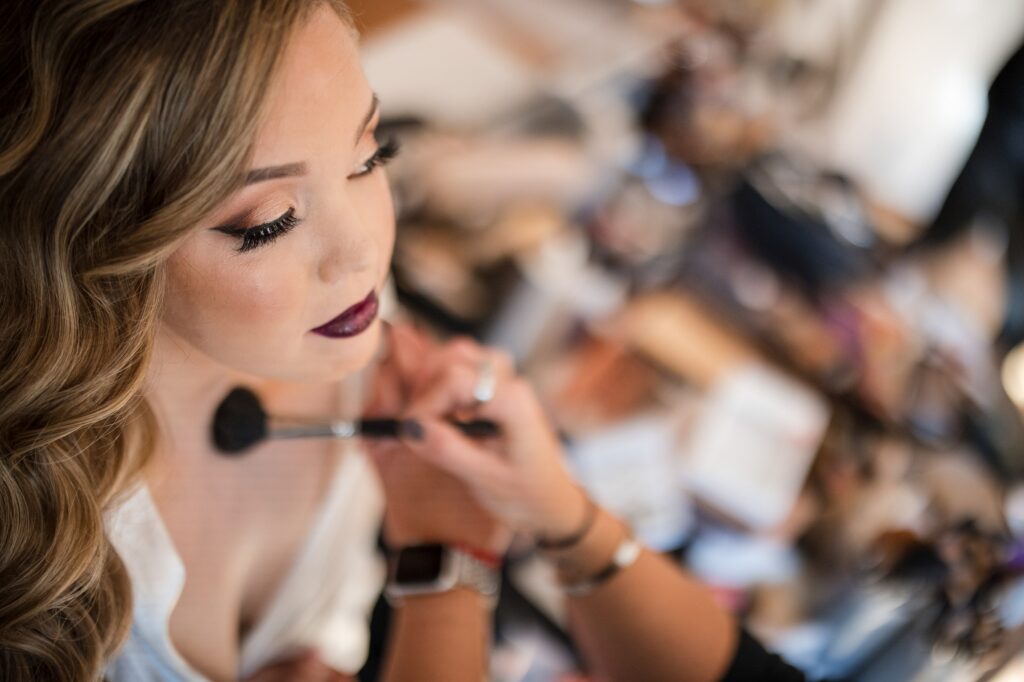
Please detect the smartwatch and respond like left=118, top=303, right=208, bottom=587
left=385, top=543, right=500, bottom=607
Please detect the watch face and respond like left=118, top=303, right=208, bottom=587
left=393, top=544, right=446, bottom=584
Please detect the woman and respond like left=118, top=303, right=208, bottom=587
left=0, top=2, right=438, bottom=679
left=0, top=1, right=803, bottom=681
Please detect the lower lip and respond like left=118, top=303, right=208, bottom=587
left=311, top=291, right=379, bottom=339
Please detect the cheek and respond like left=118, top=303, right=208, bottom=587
left=163, top=246, right=308, bottom=368
left=221, top=272, right=299, bottom=329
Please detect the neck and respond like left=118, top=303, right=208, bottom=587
left=143, top=325, right=365, bottom=479
left=144, top=326, right=268, bottom=471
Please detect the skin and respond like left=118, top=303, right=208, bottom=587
left=160, top=8, right=393, bottom=384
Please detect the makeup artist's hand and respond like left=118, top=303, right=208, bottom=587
left=365, top=323, right=511, bottom=554
left=399, top=337, right=589, bottom=543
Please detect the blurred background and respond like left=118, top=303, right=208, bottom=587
left=347, top=1, right=1024, bottom=680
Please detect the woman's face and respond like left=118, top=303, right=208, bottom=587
left=161, top=5, right=395, bottom=383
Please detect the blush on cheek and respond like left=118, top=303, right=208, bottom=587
left=162, top=246, right=315, bottom=378
left=196, top=276, right=311, bottom=375
left=221, top=274, right=299, bottom=328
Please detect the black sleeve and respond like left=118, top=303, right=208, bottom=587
left=717, top=626, right=807, bottom=682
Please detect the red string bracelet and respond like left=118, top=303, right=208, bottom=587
left=454, top=543, right=503, bottom=570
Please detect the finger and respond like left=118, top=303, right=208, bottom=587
left=407, top=363, right=481, bottom=417
left=408, top=363, right=535, bottom=428
left=441, top=337, right=515, bottom=375
left=412, top=339, right=516, bottom=396
left=403, top=416, right=510, bottom=486
left=410, top=338, right=474, bottom=396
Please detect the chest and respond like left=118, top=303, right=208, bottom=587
left=151, top=442, right=340, bottom=681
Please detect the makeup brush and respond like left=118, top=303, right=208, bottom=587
left=211, top=386, right=499, bottom=455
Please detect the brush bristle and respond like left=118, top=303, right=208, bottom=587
left=211, top=386, right=267, bottom=455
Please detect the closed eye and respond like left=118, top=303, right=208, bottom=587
left=350, top=136, right=401, bottom=178
left=214, top=207, right=301, bottom=253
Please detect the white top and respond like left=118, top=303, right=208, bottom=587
left=103, top=449, right=386, bottom=681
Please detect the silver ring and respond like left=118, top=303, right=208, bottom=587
left=471, top=358, right=497, bottom=406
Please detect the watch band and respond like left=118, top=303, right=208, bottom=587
left=385, top=545, right=501, bottom=608
left=452, top=550, right=501, bottom=606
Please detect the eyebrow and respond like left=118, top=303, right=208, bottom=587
left=244, top=162, right=307, bottom=185
left=241, top=93, right=380, bottom=187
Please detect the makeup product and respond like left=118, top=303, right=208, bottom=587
left=310, top=290, right=380, bottom=338
left=211, top=386, right=499, bottom=455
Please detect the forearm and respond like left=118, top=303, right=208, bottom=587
left=379, top=588, right=490, bottom=682
left=549, top=509, right=737, bottom=682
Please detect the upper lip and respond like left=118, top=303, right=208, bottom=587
left=311, top=289, right=377, bottom=333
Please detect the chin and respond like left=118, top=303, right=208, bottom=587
left=213, top=320, right=384, bottom=385
left=304, top=319, right=383, bottom=382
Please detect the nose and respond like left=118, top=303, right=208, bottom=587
left=316, top=192, right=377, bottom=284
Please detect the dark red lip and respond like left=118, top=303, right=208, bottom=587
left=311, top=290, right=378, bottom=338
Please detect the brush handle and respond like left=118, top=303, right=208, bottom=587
left=270, top=421, right=358, bottom=439
left=358, top=418, right=500, bottom=439
left=267, top=417, right=499, bottom=441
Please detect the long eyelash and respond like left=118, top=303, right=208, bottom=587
left=356, top=136, right=401, bottom=177
left=219, top=207, right=301, bottom=253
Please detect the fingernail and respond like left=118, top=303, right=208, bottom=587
left=400, top=419, right=424, bottom=441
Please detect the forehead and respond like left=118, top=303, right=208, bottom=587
left=251, top=5, right=370, bottom=166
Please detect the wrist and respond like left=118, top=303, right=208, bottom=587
left=526, top=481, right=591, bottom=541
left=542, top=506, right=630, bottom=584
left=392, top=587, right=493, bottom=637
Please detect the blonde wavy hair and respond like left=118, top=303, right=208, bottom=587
left=0, top=1, right=350, bottom=679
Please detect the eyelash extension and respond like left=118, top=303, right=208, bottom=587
left=219, top=207, right=301, bottom=253
left=353, top=136, right=401, bottom=177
